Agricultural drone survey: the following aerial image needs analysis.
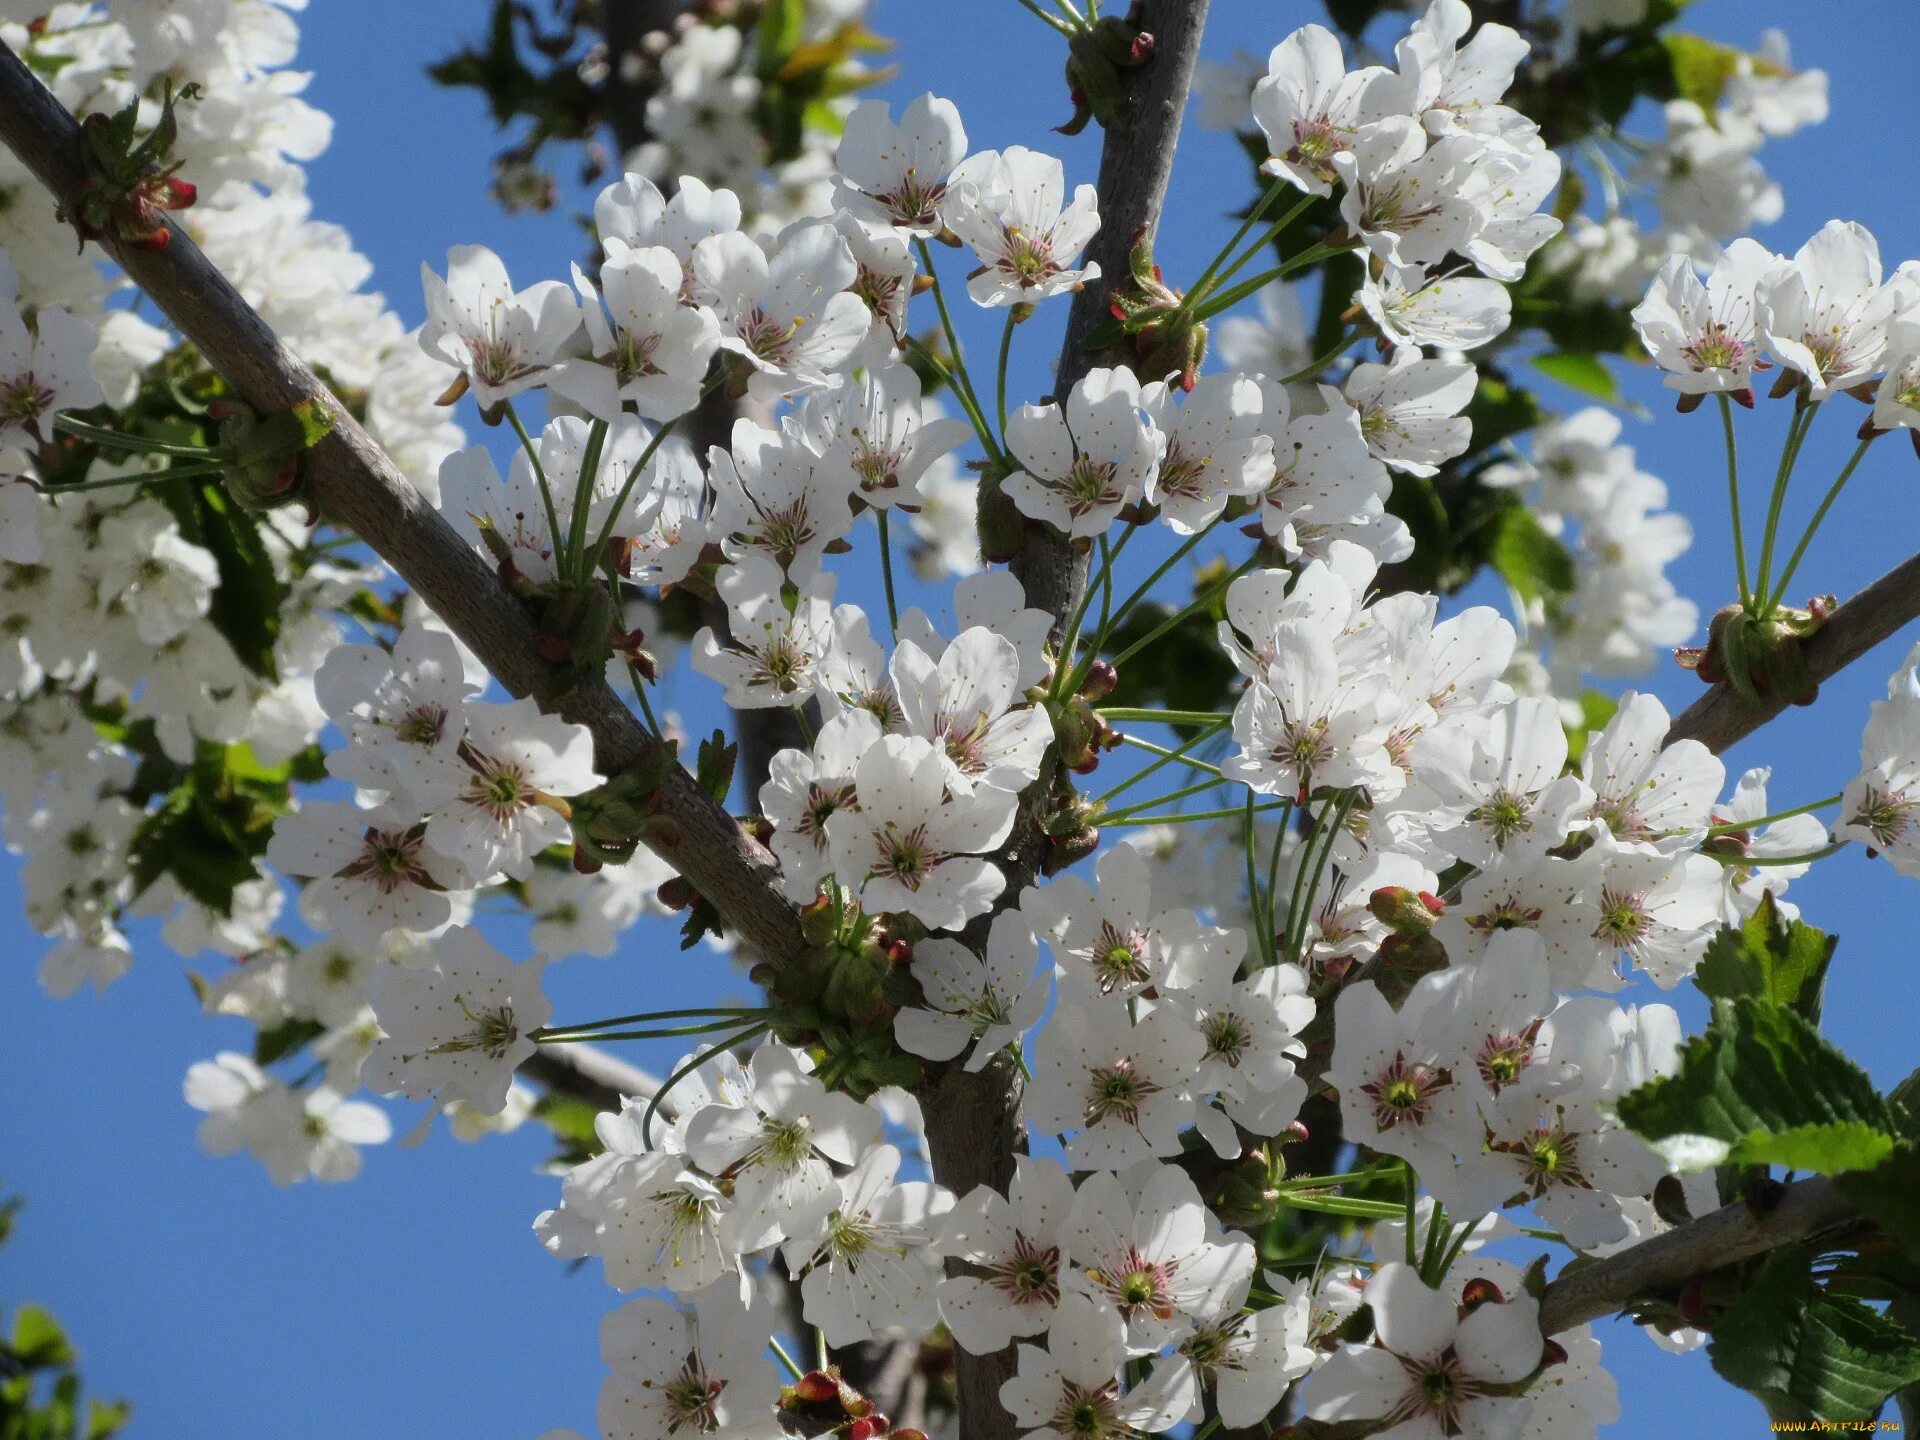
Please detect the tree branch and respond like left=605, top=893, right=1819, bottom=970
left=1668, top=545, right=1920, bottom=754
left=0, top=40, right=806, bottom=969
left=1009, top=0, right=1212, bottom=628
left=1536, top=1178, right=1860, bottom=1335
left=517, top=1043, right=666, bottom=1114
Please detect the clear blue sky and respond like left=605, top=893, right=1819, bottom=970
left=4, top=2, right=1919, bottom=1436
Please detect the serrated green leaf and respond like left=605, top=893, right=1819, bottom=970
left=1617, top=996, right=1895, bottom=1175
left=1530, top=350, right=1622, bottom=403
left=1488, top=503, right=1576, bottom=606
left=1711, top=1245, right=1920, bottom=1422
left=1839, top=1144, right=1920, bottom=1259
left=1693, top=892, right=1836, bottom=1020
left=158, top=479, right=285, bottom=678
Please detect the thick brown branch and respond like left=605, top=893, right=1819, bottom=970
left=1537, top=1178, right=1860, bottom=1335
left=0, top=41, right=805, bottom=968
left=1668, top=544, right=1920, bottom=754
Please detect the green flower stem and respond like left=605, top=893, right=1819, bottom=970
left=1188, top=192, right=1320, bottom=311
left=904, top=333, right=1002, bottom=468
left=1275, top=1169, right=1392, bottom=1192
left=914, top=239, right=1000, bottom=462
left=1706, top=840, right=1848, bottom=868
left=768, top=1337, right=806, bottom=1382
left=1766, top=432, right=1878, bottom=611
left=1014, top=0, right=1073, bottom=33
left=626, top=660, right=664, bottom=739
left=1103, top=553, right=1260, bottom=673
left=1277, top=326, right=1361, bottom=385
left=1106, top=801, right=1287, bottom=828
left=1404, top=1162, right=1419, bottom=1265
left=534, top=1006, right=762, bottom=1036
left=53, top=414, right=220, bottom=459
left=1053, top=524, right=1136, bottom=696
left=534, top=1017, right=763, bottom=1045
left=588, top=406, right=690, bottom=560
left=1190, top=242, right=1345, bottom=324
left=502, top=398, right=565, bottom=561
left=1717, top=394, right=1752, bottom=608
left=1186, top=177, right=1300, bottom=309
left=1099, top=775, right=1227, bottom=824
left=1098, top=708, right=1234, bottom=727
left=1094, top=716, right=1231, bottom=804
left=42, top=462, right=227, bottom=493
left=1705, top=794, right=1842, bottom=835
left=995, top=308, right=1017, bottom=437
left=564, top=417, right=609, bottom=583
left=1281, top=1193, right=1407, bottom=1220
left=1752, top=401, right=1819, bottom=612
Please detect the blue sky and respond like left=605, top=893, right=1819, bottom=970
left=5, top=1, right=1920, bottom=1436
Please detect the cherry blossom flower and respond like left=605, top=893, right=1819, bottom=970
left=824, top=733, right=1017, bottom=930
left=680, top=1042, right=882, bottom=1251
left=419, top=244, right=592, bottom=410
left=691, top=555, right=841, bottom=710
left=834, top=92, right=969, bottom=235
left=1253, top=25, right=1411, bottom=195
left=1062, top=1163, right=1254, bottom=1349
left=1631, top=239, right=1779, bottom=399
left=422, top=696, right=601, bottom=882
left=1343, top=355, right=1476, bottom=478
left=1139, top=373, right=1276, bottom=533
left=1307, top=1262, right=1543, bottom=1440
left=266, top=799, right=467, bottom=941
left=694, top=219, right=867, bottom=401
left=1005, top=367, right=1159, bottom=539
left=783, top=1142, right=951, bottom=1346
left=597, top=1292, right=781, bottom=1440
left=1000, top=1292, right=1188, bottom=1440
left=894, top=910, right=1048, bottom=1070
left=571, top=244, right=721, bottom=420
left=935, top=1155, right=1076, bottom=1354
left=1025, top=998, right=1204, bottom=1170
left=0, top=299, right=101, bottom=447
left=363, top=925, right=550, bottom=1115
left=944, top=146, right=1101, bottom=308
left=892, top=626, right=1053, bottom=794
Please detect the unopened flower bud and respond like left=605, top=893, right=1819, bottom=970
left=791, top=1370, right=841, bottom=1405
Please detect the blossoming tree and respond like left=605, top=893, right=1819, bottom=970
left=3, top=1, right=1918, bottom=1438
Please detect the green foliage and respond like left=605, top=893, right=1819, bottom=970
left=253, top=1017, right=325, bottom=1067
left=1693, top=893, right=1836, bottom=1020
left=753, top=0, right=891, bottom=165
left=532, top=1092, right=607, bottom=1170
left=427, top=1, right=595, bottom=141
left=0, top=1198, right=131, bottom=1440
left=1488, top=504, right=1577, bottom=607
left=1618, top=995, right=1897, bottom=1175
left=1530, top=351, right=1623, bottom=405
left=1710, top=1246, right=1920, bottom=1424
left=1664, top=32, right=1744, bottom=114
left=156, top=479, right=285, bottom=679
left=126, top=740, right=320, bottom=913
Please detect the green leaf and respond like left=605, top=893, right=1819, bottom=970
left=87, top=1399, right=133, bottom=1440
left=1565, top=691, right=1618, bottom=764
left=10, top=1306, right=74, bottom=1369
left=157, top=480, right=286, bottom=678
left=253, top=1017, right=324, bottom=1067
left=1693, top=892, right=1837, bottom=1020
left=1711, top=1246, right=1920, bottom=1422
left=1664, top=32, right=1743, bottom=115
left=1530, top=350, right=1622, bottom=404
left=1888, top=1066, right=1920, bottom=1141
left=1617, top=996, right=1896, bottom=1175
left=1840, top=1145, right=1920, bottom=1258
left=1488, top=503, right=1576, bottom=606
